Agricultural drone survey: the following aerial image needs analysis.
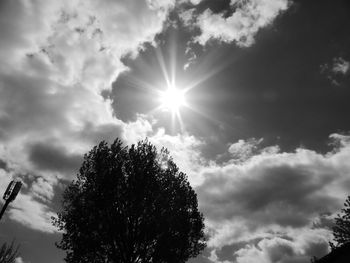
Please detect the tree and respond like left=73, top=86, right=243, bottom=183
left=332, top=195, right=350, bottom=246
left=0, top=241, right=19, bottom=263
left=53, top=139, right=206, bottom=263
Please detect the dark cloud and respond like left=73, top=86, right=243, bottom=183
left=197, top=160, right=339, bottom=229
left=0, top=71, right=71, bottom=141
left=80, top=122, right=124, bottom=145
left=304, top=240, right=329, bottom=260
left=0, top=0, right=39, bottom=54
left=312, top=212, right=335, bottom=230
left=0, top=158, right=8, bottom=170
left=28, top=142, right=82, bottom=174
left=216, top=240, right=262, bottom=262
left=268, top=241, right=295, bottom=262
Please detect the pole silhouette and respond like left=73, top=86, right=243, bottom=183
left=0, top=180, right=22, bottom=221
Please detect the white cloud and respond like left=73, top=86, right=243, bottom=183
left=230, top=228, right=330, bottom=263
left=234, top=229, right=330, bottom=263
left=332, top=57, right=350, bottom=75
left=0, top=0, right=172, bottom=177
left=30, top=177, right=56, bottom=202
left=0, top=0, right=174, bottom=232
left=9, top=191, right=57, bottom=233
left=147, top=0, right=176, bottom=10
left=228, top=138, right=263, bottom=162
left=320, top=57, right=350, bottom=85
left=122, top=115, right=155, bottom=144
left=185, top=0, right=290, bottom=47
left=149, top=129, right=206, bottom=185
left=193, top=133, right=350, bottom=262
left=189, top=0, right=203, bottom=5
left=15, top=257, right=27, bottom=263
left=0, top=7, right=348, bottom=263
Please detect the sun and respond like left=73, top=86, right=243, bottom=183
left=160, top=85, right=186, bottom=113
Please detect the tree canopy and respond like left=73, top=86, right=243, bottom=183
left=0, top=241, right=19, bottom=263
left=53, top=139, right=206, bottom=263
left=332, top=195, right=350, bottom=246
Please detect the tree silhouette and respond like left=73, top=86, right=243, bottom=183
left=53, top=139, right=206, bottom=263
left=0, top=241, right=19, bottom=263
left=332, top=195, right=350, bottom=246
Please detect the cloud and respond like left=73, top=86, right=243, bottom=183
left=191, top=133, right=350, bottom=262
left=122, top=115, right=154, bottom=144
left=228, top=138, right=264, bottom=162
left=15, top=257, right=26, bottom=263
left=0, top=0, right=171, bottom=177
left=0, top=0, right=174, bottom=232
left=8, top=191, right=57, bottom=233
left=0, top=166, right=58, bottom=233
left=28, top=142, right=82, bottom=175
left=233, top=230, right=330, bottom=263
left=331, top=57, right=350, bottom=75
left=320, top=57, right=350, bottom=85
left=149, top=128, right=206, bottom=185
left=0, top=8, right=349, bottom=263
left=190, top=0, right=203, bottom=5
left=30, top=177, right=56, bottom=202
left=181, top=0, right=290, bottom=47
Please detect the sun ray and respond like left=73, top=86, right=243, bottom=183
left=169, top=31, right=178, bottom=90
left=156, top=48, right=171, bottom=88
left=140, top=36, right=240, bottom=134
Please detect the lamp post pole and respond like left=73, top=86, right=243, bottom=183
left=0, top=180, right=22, bottom=222
left=0, top=199, right=10, bottom=221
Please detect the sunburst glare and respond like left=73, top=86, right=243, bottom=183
left=126, top=33, right=230, bottom=133
left=159, top=85, right=186, bottom=113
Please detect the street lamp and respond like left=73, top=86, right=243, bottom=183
left=0, top=180, right=22, bottom=221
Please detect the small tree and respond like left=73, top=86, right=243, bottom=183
left=0, top=241, right=19, bottom=263
left=53, top=139, right=206, bottom=263
left=332, top=195, right=350, bottom=246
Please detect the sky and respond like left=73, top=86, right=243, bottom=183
left=0, top=0, right=350, bottom=262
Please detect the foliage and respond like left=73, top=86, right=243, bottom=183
left=0, top=241, right=19, bottom=263
left=53, top=139, right=206, bottom=263
left=332, top=195, right=350, bottom=246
